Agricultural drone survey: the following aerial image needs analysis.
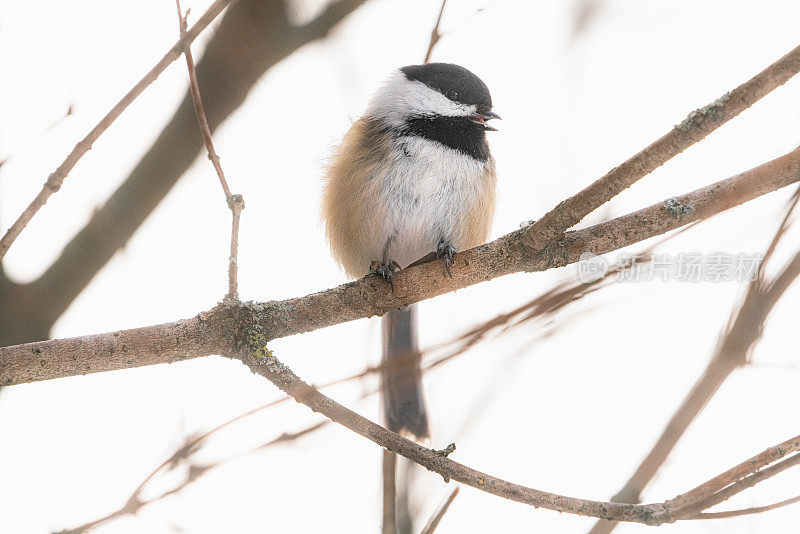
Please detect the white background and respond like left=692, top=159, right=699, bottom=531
left=1, top=0, right=799, bottom=532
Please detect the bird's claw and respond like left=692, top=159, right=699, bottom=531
left=370, top=260, right=401, bottom=290
left=437, top=242, right=456, bottom=278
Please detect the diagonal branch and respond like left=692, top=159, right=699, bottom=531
left=176, top=0, right=244, bottom=300
left=675, top=453, right=800, bottom=520
left=423, top=0, right=448, bottom=64
left=0, top=0, right=237, bottom=262
left=3, top=145, right=800, bottom=385
left=56, top=418, right=326, bottom=533
left=688, top=494, right=800, bottom=520
left=420, top=487, right=459, bottom=534
left=588, top=185, right=800, bottom=534
left=523, top=41, right=800, bottom=251
left=229, top=340, right=800, bottom=525
left=0, top=0, right=368, bottom=347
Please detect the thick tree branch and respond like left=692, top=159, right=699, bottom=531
left=3, top=146, right=800, bottom=386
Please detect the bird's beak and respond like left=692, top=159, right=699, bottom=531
left=470, top=109, right=502, bottom=131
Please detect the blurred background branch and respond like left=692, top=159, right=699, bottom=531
left=589, top=185, right=800, bottom=534
left=0, top=0, right=368, bottom=346
left=0, top=0, right=236, bottom=264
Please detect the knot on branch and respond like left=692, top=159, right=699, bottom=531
left=46, top=172, right=65, bottom=192
left=651, top=502, right=677, bottom=525
left=227, top=193, right=245, bottom=212
left=434, top=442, right=456, bottom=458
left=676, top=92, right=732, bottom=131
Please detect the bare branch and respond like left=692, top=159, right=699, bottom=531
left=4, top=145, right=800, bottom=386
left=420, top=487, right=459, bottom=534
left=0, top=0, right=370, bottom=347
left=382, top=451, right=398, bottom=534
left=523, top=41, right=800, bottom=251
left=688, top=494, right=800, bottom=520
left=229, top=341, right=800, bottom=525
left=58, top=417, right=328, bottom=533
left=588, top=185, right=800, bottom=534
left=0, top=0, right=236, bottom=261
left=675, top=453, right=800, bottom=520
left=423, top=0, right=448, bottom=64
left=176, top=0, right=244, bottom=300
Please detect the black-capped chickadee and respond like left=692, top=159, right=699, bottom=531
left=322, top=63, right=499, bottom=439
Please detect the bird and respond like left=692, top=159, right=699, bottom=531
left=321, top=63, right=499, bottom=440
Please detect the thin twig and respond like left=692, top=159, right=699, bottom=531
left=58, top=417, right=326, bottom=533
left=0, top=104, right=74, bottom=170
left=420, top=487, right=460, bottom=534
left=233, top=341, right=800, bottom=525
left=176, top=1, right=244, bottom=300
left=65, top=383, right=378, bottom=532
left=443, top=1, right=503, bottom=38
left=423, top=0, right=448, bottom=63
left=227, top=195, right=244, bottom=299
left=0, top=0, right=236, bottom=261
left=675, top=453, right=800, bottom=520
left=688, top=494, right=800, bottom=520
left=423, top=226, right=697, bottom=370
left=665, top=440, right=800, bottom=515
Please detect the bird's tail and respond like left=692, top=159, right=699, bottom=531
left=381, top=304, right=429, bottom=439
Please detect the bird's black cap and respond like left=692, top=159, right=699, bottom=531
left=401, top=63, right=493, bottom=110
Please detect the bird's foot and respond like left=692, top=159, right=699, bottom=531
left=370, top=260, right=401, bottom=290
left=437, top=242, right=456, bottom=277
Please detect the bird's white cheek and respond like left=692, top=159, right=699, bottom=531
left=366, top=72, right=475, bottom=129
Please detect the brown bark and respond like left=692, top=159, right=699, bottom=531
left=524, top=41, right=800, bottom=251
left=229, top=340, right=800, bottom=525
left=3, top=146, right=799, bottom=386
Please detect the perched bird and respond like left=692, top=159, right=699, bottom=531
left=321, top=63, right=499, bottom=439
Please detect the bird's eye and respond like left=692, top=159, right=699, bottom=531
left=448, top=90, right=459, bottom=101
